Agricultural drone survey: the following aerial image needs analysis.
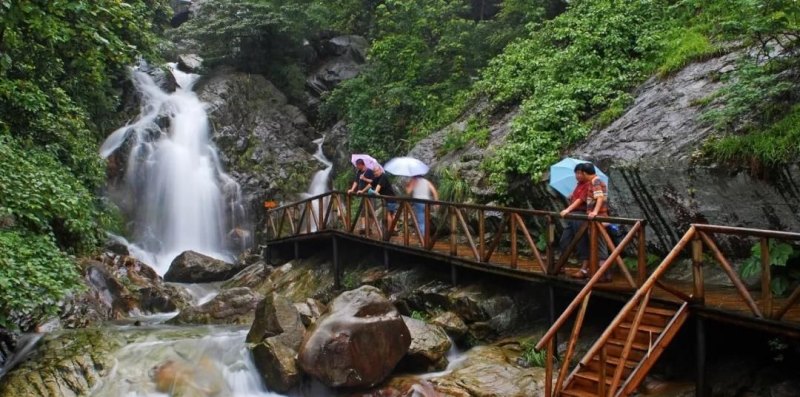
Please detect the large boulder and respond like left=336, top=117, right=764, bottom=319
left=430, top=311, right=468, bottom=339
left=247, top=293, right=306, bottom=392
left=196, top=68, right=321, bottom=235
left=306, top=35, right=367, bottom=96
left=0, top=329, right=123, bottom=397
left=170, top=287, right=262, bottom=325
left=54, top=254, right=188, bottom=330
left=399, top=316, right=452, bottom=372
left=433, top=345, right=545, bottom=397
left=164, top=250, right=241, bottom=283
left=298, top=286, right=411, bottom=388
left=177, top=53, right=203, bottom=73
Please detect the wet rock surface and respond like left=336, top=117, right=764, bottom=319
left=56, top=253, right=188, bottom=329
left=408, top=100, right=518, bottom=198
left=299, top=285, right=411, bottom=388
left=169, top=287, right=262, bottom=325
left=164, top=250, right=242, bottom=283
left=247, top=293, right=306, bottom=392
left=196, top=68, right=320, bottom=231
left=306, top=35, right=367, bottom=96
left=399, top=316, right=452, bottom=372
left=517, top=51, right=800, bottom=253
left=359, top=342, right=545, bottom=397
left=0, top=329, right=123, bottom=397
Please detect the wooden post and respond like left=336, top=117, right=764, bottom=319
left=332, top=236, right=340, bottom=289
left=510, top=214, right=518, bottom=269
left=319, top=197, right=325, bottom=230
left=450, top=207, right=458, bottom=256
left=479, top=209, right=486, bottom=262
left=451, top=264, right=458, bottom=286
left=346, top=194, right=352, bottom=231
left=589, top=222, right=599, bottom=276
left=383, top=248, right=390, bottom=270
left=692, top=236, right=705, bottom=304
left=403, top=203, right=410, bottom=247
left=294, top=241, right=299, bottom=260
left=598, top=345, right=607, bottom=397
left=424, top=203, right=431, bottom=249
left=263, top=244, right=272, bottom=267
left=638, top=224, right=647, bottom=286
left=761, top=238, right=773, bottom=318
left=696, top=317, right=707, bottom=397
left=545, top=338, right=554, bottom=397
left=548, top=285, right=557, bottom=349
left=547, top=216, right=555, bottom=274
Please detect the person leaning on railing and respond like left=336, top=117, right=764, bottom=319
left=560, top=162, right=610, bottom=280
left=371, top=165, right=398, bottom=234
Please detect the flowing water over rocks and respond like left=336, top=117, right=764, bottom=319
left=101, top=63, right=244, bottom=274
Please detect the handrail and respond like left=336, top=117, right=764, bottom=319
left=266, top=190, right=644, bottom=225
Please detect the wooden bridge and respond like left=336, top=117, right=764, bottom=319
left=264, top=191, right=800, bottom=397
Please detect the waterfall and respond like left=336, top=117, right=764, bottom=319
left=306, top=136, right=332, bottom=197
left=101, top=63, right=243, bottom=274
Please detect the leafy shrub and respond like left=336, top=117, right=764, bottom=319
left=519, top=339, right=548, bottom=367
left=436, top=166, right=473, bottom=203
left=656, top=27, right=718, bottom=77
left=0, top=230, right=82, bottom=329
left=0, top=0, right=167, bottom=327
left=739, top=239, right=798, bottom=296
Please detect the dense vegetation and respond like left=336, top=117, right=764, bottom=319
left=0, top=0, right=168, bottom=328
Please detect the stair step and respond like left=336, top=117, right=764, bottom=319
left=561, top=389, right=598, bottom=397
left=619, top=322, right=664, bottom=334
left=644, top=306, right=677, bottom=316
left=607, top=337, right=651, bottom=351
left=574, top=370, right=615, bottom=385
left=592, top=355, right=638, bottom=369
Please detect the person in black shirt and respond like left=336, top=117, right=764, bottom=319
left=347, top=159, right=375, bottom=194
left=371, top=165, right=398, bottom=233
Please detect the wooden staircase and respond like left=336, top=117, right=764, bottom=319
left=560, top=299, right=689, bottom=397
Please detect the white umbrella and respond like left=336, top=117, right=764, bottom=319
left=384, top=157, right=430, bottom=177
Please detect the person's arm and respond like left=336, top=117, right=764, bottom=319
left=357, top=182, right=372, bottom=194
left=347, top=181, right=357, bottom=193
left=374, top=178, right=383, bottom=195
left=405, top=180, right=415, bottom=195
left=360, top=170, right=374, bottom=185
left=587, top=180, right=605, bottom=219
left=560, top=198, right=584, bottom=217
left=588, top=195, right=605, bottom=219
left=427, top=181, right=439, bottom=201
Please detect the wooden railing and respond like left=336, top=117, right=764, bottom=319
left=537, top=224, right=800, bottom=397
left=265, top=191, right=648, bottom=277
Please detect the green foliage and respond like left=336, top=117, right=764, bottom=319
left=410, top=310, right=429, bottom=322
left=322, top=0, right=553, bottom=160
left=707, top=105, right=800, bottom=166
left=436, top=167, right=473, bottom=203
left=520, top=339, right=548, bottom=367
left=0, top=0, right=167, bottom=327
left=479, top=0, right=669, bottom=188
left=656, top=27, right=718, bottom=77
left=739, top=239, right=797, bottom=296
left=342, top=271, right=360, bottom=290
left=624, top=254, right=662, bottom=272
left=0, top=230, right=82, bottom=329
left=440, top=115, right=491, bottom=155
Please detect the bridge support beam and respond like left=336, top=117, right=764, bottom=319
left=548, top=285, right=557, bottom=349
left=294, top=241, right=300, bottom=260
left=262, top=244, right=272, bottom=267
left=332, top=236, right=341, bottom=289
left=450, top=264, right=458, bottom=286
left=383, top=248, right=390, bottom=270
left=696, top=317, right=708, bottom=397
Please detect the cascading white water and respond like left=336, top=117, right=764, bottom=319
left=300, top=137, right=333, bottom=232
left=101, top=64, right=242, bottom=274
left=89, top=327, right=285, bottom=397
left=306, top=136, right=332, bottom=197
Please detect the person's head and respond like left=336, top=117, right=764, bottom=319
left=573, top=162, right=596, bottom=182
left=373, top=165, right=383, bottom=176
left=355, top=159, right=365, bottom=171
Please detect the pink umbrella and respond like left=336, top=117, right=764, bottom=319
left=351, top=154, right=380, bottom=170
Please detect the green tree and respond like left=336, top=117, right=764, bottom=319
left=0, top=0, right=168, bottom=328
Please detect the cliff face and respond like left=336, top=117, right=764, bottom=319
left=410, top=51, right=800, bottom=253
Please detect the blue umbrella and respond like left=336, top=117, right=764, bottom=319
left=549, top=158, right=609, bottom=198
